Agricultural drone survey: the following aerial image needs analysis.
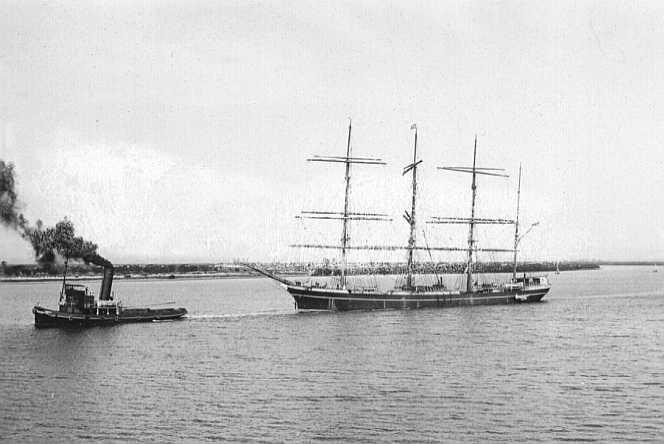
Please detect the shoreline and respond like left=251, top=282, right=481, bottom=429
left=0, top=264, right=613, bottom=283
left=0, top=272, right=262, bottom=283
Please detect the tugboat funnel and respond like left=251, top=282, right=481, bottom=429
left=83, top=254, right=115, bottom=301
left=100, top=266, right=114, bottom=301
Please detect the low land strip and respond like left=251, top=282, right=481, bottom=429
left=1, top=261, right=599, bottom=282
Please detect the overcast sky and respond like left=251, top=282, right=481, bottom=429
left=2, top=1, right=664, bottom=264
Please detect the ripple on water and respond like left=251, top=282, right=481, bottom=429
left=2, top=272, right=664, bottom=442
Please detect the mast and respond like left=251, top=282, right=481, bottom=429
left=59, top=256, right=68, bottom=303
left=404, top=124, right=420, bottom=289
left=512, top=164, right=522, bottom=281
left=434, top=136, right=512, bottom=294
left=340, top=120, right=352, bottom=289
left=296, top=120, right=388, bottom=290
left=466, top=136, right=478, bottom=293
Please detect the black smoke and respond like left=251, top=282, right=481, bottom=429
left=0, top=160, right=20, bottom=227
left=1, top=159, right=105, bottom=268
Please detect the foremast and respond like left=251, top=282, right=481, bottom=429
left=295, top=120, right=389, bottom=289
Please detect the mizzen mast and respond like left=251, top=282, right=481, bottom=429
left=435, top=136, right=512, bottom=293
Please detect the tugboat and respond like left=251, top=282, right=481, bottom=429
left=248, top=121, right=550, bottom=311
left=33, top=255, right=187, bottom=328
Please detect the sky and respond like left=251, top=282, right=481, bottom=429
left=2, top=0, right=664, bottom=264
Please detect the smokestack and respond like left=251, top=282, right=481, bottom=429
left=83, top=254, right=114, bottom=301
left=100, top=266, right=114, bottom=301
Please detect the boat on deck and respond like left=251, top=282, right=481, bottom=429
left=248, top=121, right=550, bottom=311
left=33, top=255, right=187, bottom=328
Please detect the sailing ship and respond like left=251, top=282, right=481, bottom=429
left=248, top=121, right=550, bottom=311
left=32, top=255, right=187, bottom=328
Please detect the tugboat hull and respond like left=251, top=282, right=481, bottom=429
left=287, top=285, right=549, bottom=311
left=33, top=306, right=187, bottom=328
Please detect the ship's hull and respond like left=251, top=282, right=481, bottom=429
left=32, top=306, right=187, bottom=328
left=287, top=285, right=548, bottom=311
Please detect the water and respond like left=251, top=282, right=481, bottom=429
left=1, top=267, right=663, bottom=442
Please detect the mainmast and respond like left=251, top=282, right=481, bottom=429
left=512, top=164, right=522, bottom=281
left=403, top=123, right=422, bottom=289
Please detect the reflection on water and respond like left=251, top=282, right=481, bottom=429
left=1, top=267, right=663, bottom=442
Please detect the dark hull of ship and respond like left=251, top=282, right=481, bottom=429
left=32, top=306, right=188, bottom=328
left=287, top=286, right=548, bottom=311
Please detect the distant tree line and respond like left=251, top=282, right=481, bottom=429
left=308, top=261, right=599, bottom=276
left=1, top=260, right=599, bottom=278
left=0, top=261, right=247, bottom=277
